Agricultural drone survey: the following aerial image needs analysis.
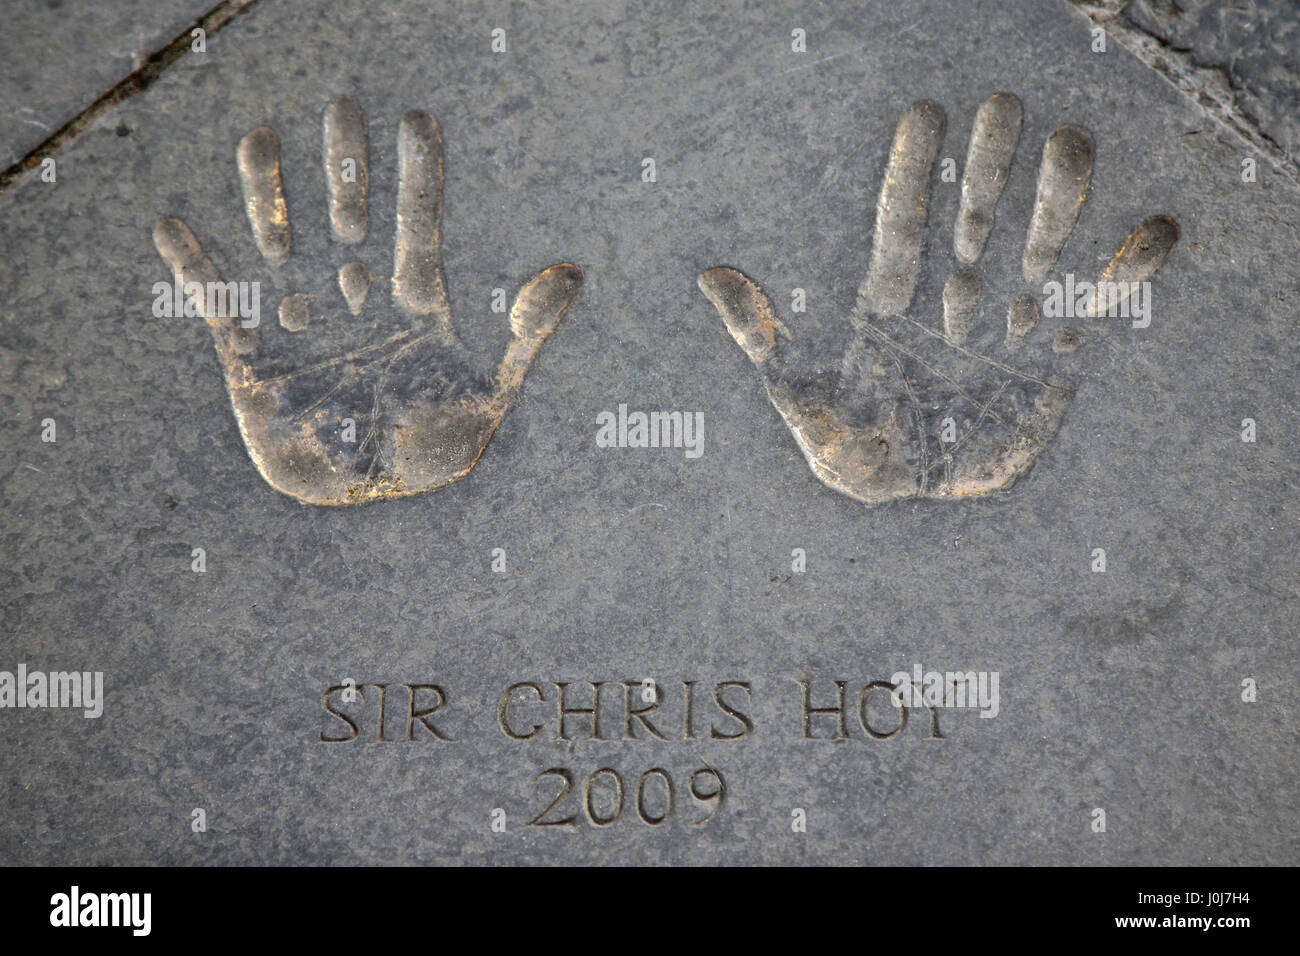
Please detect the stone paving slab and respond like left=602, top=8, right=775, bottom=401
left=0, top=0, right=1296, bottom=864
left=0, top=0, right=219, bottom=169
left=1073, top=0, right=1300, bottom=184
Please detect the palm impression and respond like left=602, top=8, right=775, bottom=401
left=154, top=97, right=583, bottom=505
left=699, top=93, right=1178, bottom=504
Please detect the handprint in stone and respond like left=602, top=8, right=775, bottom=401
left=699, top=94, right=1178, bottom=504
left=154, top=97, right=583, bottom=505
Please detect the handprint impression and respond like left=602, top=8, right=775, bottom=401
left=699, top=94, right=1178, bottom=504
left=154, top=97, right=583, bottom=505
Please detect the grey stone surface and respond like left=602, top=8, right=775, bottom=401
left=1118, top=0, right=1300, bottom=160
left=1072, top=0, right=1300, bottom=184
left=0, top=0, right=216, bottom=168
left=0, top=0, right=1296, bottom=864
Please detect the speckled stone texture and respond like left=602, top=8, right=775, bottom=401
left=1116, top=0, right=1300, bottom=160
left=0, top=0, right=217, bottom=167
left=0, top=0, right=1296, bottom=865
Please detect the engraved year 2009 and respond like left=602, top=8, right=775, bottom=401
left=527, top=767, right=726, bottom=829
